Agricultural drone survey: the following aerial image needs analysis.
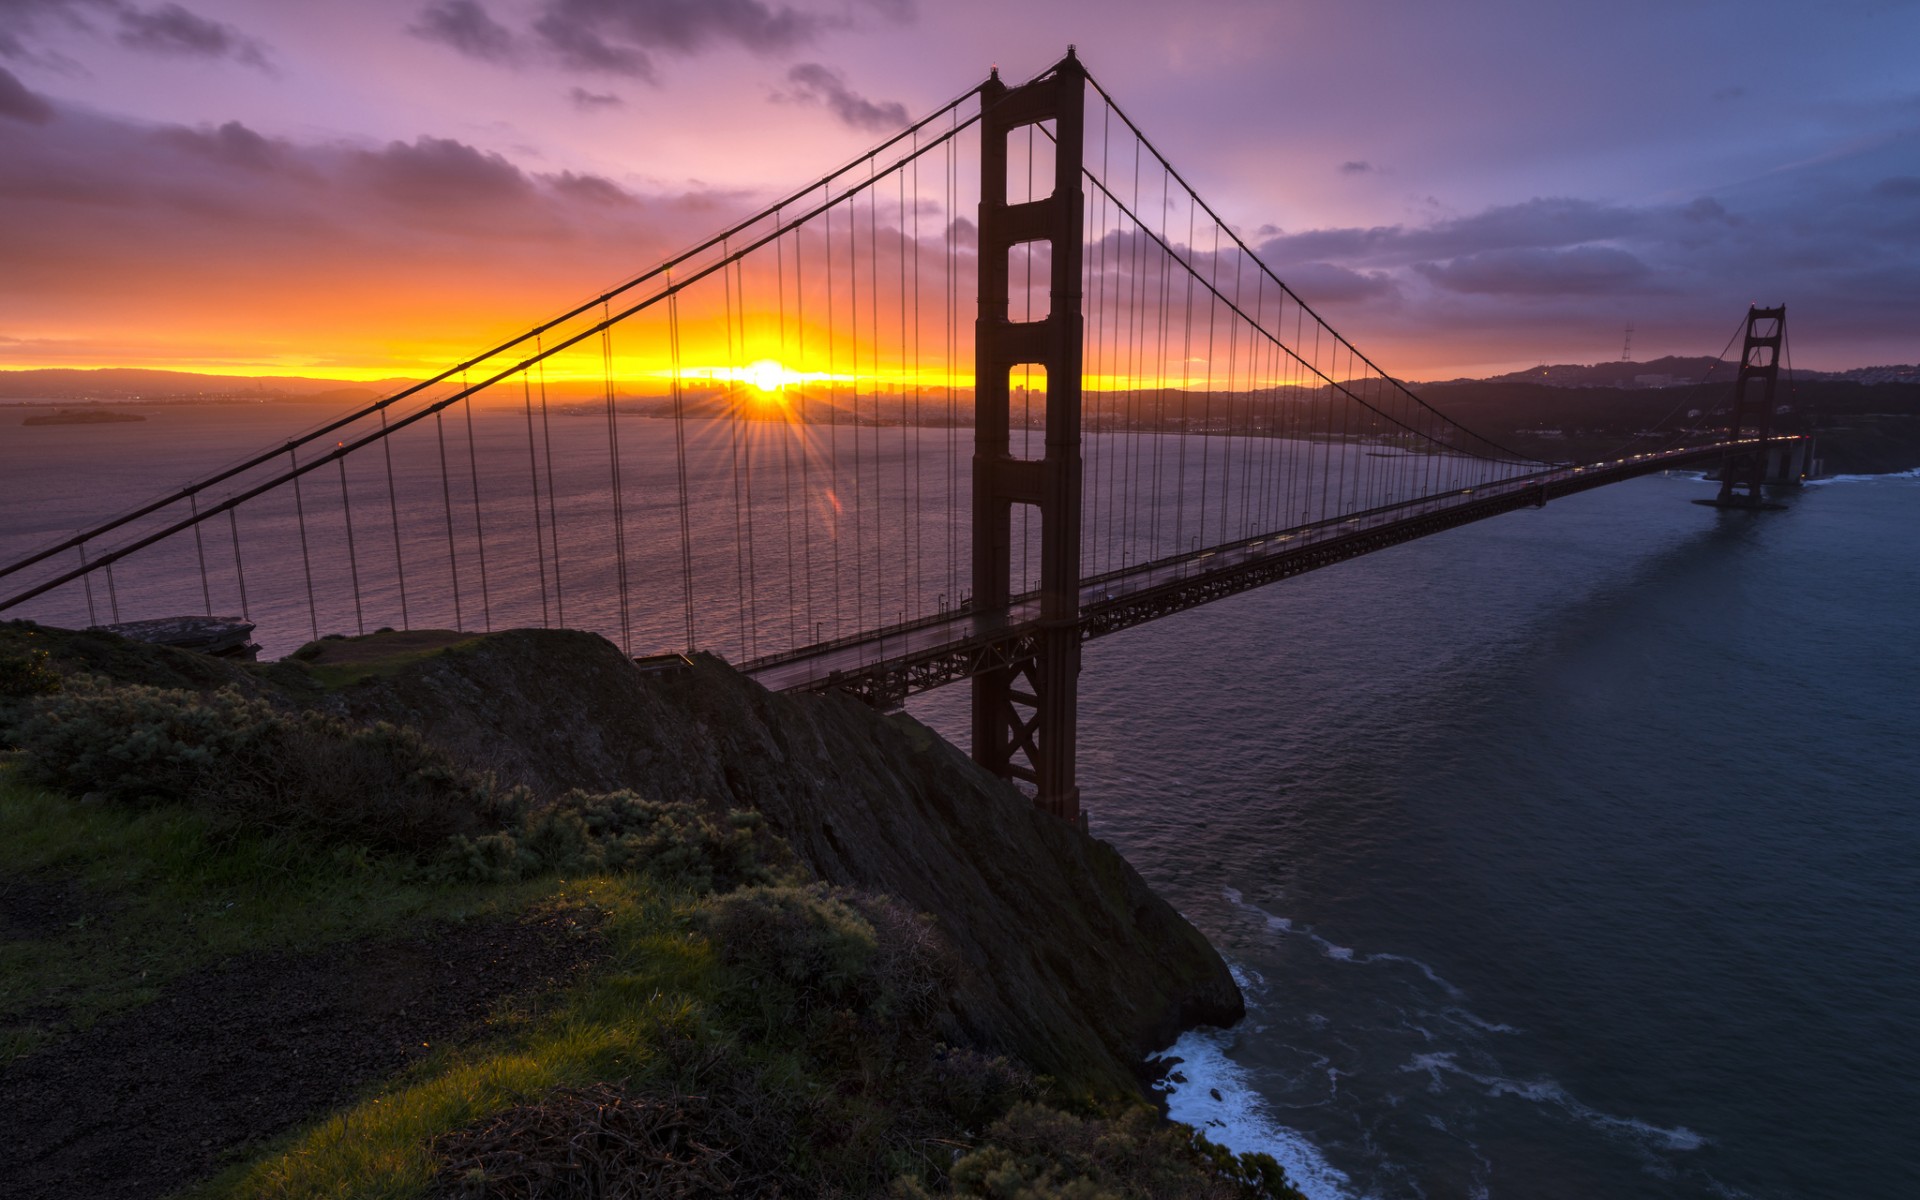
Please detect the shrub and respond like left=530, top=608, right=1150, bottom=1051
left=698, top=884, right=956, bottom=1042
left=428, top=1082, right=770, bottom=1199
left=0, top=645, right=61, bottom=701
left=442, top=790, right=794, bottom=889
left=893, top=1103, right=1307, bottom=1200
left=10, top=678, right=524, bottom=854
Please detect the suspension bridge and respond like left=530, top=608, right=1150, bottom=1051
left=0, top=51, right=1811, bottom=821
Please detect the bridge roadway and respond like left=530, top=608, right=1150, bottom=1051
left=742, top=438, right=1779, bottom=707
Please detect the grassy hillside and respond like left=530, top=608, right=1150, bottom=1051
left=0, top=622, right=1299, bottom=1200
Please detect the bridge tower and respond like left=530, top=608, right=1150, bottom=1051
left=971, top=51, right=1087, bottom=821
left=1712, top=305, right=1790, bottom=507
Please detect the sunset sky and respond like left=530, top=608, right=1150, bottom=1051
left=2, top=0, right=1915, bottom=382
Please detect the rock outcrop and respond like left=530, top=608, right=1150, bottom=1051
left=322, top=629, right=1242, bottom=1098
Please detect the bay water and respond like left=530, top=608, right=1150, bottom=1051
left=5, top=402, right=1915, bottom=1197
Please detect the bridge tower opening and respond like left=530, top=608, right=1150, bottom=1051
left=971, top=51, right=1087, bottom=821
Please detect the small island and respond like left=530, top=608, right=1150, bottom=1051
left=22, top=408, right=147, bottom=426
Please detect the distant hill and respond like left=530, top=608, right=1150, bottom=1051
left=1426, top=358, right=1920, bottom=390
left=0, top=368, right=418, bottom=402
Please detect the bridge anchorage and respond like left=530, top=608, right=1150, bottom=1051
left=0, top=49, right=1819, bottom=828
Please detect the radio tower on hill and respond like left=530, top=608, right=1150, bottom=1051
left=1621, top=325, right=1633, bottom=362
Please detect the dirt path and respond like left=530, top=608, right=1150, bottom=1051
left=0, top=910, right=603, bottom=1200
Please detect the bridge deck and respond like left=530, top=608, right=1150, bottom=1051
left=743, top=439, right=1776, bottom=706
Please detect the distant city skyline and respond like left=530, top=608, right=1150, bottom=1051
left=2, top=0, right=1915, bottom=380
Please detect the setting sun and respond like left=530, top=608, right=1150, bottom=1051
left=745, top=359, right=789, bottom=395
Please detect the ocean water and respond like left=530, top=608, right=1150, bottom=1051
left=6, top=403, right=1916, bottom=1197
left=912, top=468, right=1920, bottom=1200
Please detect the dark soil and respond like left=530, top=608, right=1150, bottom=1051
left=0, top=874, right=107, bottom=943
left=0, top=909, right=606, bottom=1200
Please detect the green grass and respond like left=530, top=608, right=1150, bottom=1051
left=0, top=769, right=545, bottom=1056
left=186, top=878, right=716, bottom=1200
left=282, top=631, right=481, bottom=690
left=0, top=767, right=741, bottom=1200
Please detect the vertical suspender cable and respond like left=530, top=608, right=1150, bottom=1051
left=189, top=493, right=212, bottom=614
left=227, top=510, right=250, bottom=619
left=461, top=376, right=493, bottom=631
left=850, top=174, right=867, bottom=630
left=77, top=544, right=97, bottom=625
left=536, top=337, right=564, bottom=627
left=337, top=458, right=366, bottom=635
left=521, top=370, right=551, bottom=627
left=378, top=407, right=410, bottom=629
left=435, top=411, right=465, bottom=629
left=668, top=289, right=697, bottom=652
left=900, top=165, right=915, bottom=622
left=775, top=212, right=798, bottom=651
left=723, top=241, right=751, bottom=658
left=600, top=307, right=632, bottom=653
left=795, top=220, right=817, bottom=641
left=733, top=259, right=756, bottom=660
left=288, top=446, right=320, bottom=640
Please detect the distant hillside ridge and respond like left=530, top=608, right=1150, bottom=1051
left=1425, top=358, right=1920, bottom=390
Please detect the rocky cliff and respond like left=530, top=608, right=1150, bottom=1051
left=299, top=628, right=1241, bottom=1098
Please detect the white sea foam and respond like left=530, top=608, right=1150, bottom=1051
left=1443, top=1006, right=1521, bottom=1035
left=1806, top=467, right=1920, bottom=485
left=1223, top=889, right=1471, bottom=1001
left=1397, top=1051, right=1706, bottom=1153
left=1156, top=1028, right=1356, bottom=1200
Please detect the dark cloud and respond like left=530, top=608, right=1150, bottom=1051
left=0, top=65, right=53, bottom=123
left=1339, top=160, right=1372, bottom=175
left=353, top=135, right=535, bottom=208
left=532, top=11, right=654, bottom=78
left=539, top=0, right=823, bottom=57
left=0, top=0, right=269, bottom=68
left=157, top=119, right=282, bottom=170
left=1681, top=196, right=1733, bottom=224
left=567, top=85, right=623, bottom=109
left=1280, top=260, right=1398, bottom=303
left=1258, top=198, right=1645, bottom=268
left=409, top=0, right=520, bottom=65
left=779, top=62, right=906, bottom=132
left=411, top=0, right=913, bottom=79
left=1873, top=176, right=1920, bottom=199
left=0, top=0, right=96, bottom=63
left=115, top=2, right=268, bottom=67
left=546, top=169, right=631, bottom=203
left=1414, top=246, right=1653, bottom=296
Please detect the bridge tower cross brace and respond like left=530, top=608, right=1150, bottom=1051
left=971, top=52, right=1087, bottom=821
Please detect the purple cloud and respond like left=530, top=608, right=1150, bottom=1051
left=779, top=62, right=906, bottom=132
left=0, top=0, right=269, bottom=68
left=1415, top=246, right=1654, bottom=296
left=353, top=135, right=535, bottom=208
left=409, top=0, right=520, bottom=65
left=567, top=85, right=623, bottom=110
left=0, top=65, right=53, bottom=123
left=115, top=2, right=267, bottom=67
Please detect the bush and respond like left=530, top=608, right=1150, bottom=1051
left=10, top=678, right=524, bottom=854
left=698, top=884, right=956, bottom=1042
left=893, top=1103, right=1307, bottom=1200
left=442, top=790, right=794, bottom=890
left=0, top=645, right=61, bottom=701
